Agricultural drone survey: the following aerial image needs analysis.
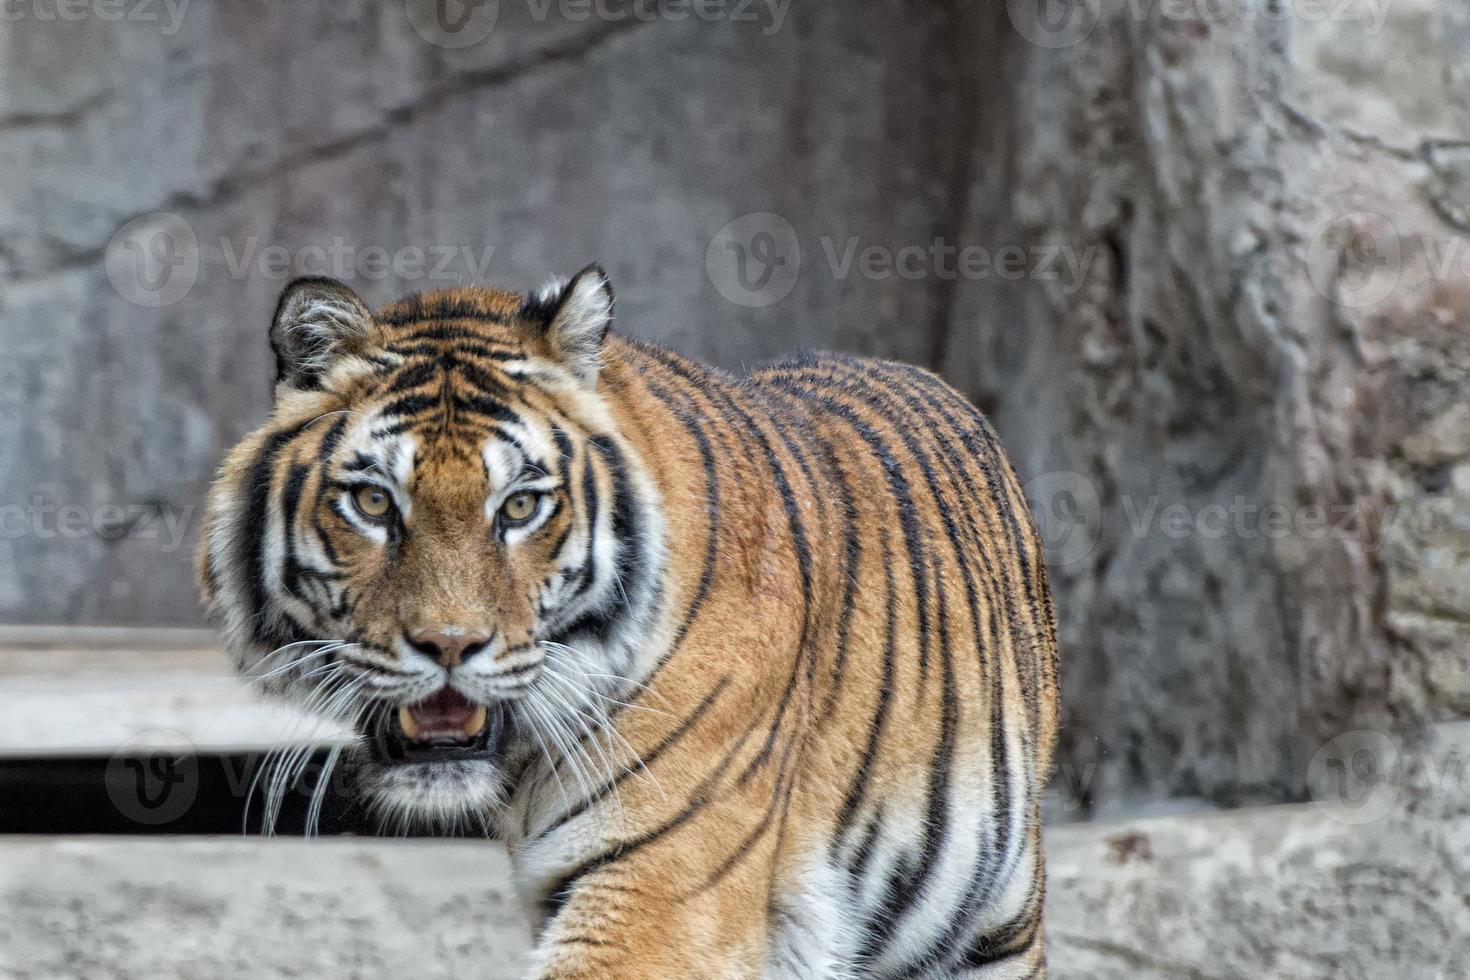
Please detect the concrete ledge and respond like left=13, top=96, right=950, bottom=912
left=0, top=627, right=345, bottom=756
left=3, top=790, right=1464, bottom=980
left=1048, top=723, right=1470, bottom=979
left=0, top=837, right=531, bottom=979
left=1048, top=805, right=1468, bottom=979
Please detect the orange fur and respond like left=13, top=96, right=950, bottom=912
left=200, top=280, right=1059, bottom=979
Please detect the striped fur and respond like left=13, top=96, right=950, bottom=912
left=200, top=272, right=1060, bottom=978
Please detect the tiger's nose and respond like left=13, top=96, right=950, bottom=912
left=406, top=629, right=492, bottom=668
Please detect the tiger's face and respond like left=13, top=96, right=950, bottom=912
left=199, top=269, right=663, bottom=830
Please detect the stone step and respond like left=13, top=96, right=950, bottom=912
left=0, top=837, right=531, bottom=979
left=0, top=626, right=345, bottom=757
left=3, top=775, right=1465, bottom=980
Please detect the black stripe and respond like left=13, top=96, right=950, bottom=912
left=771, top=360, right=1034, bottom=953
left=237, top=421, right=311, bottom=647
left=847, top=805, right=884, bottom=886
left=549, top=436, right=642, bottom=644
left=387, top=341, right=523, bottom=361
left=317, top=415, right=349, bottom=467
left=543, top=712, right=764, bottom=920
left=558, top=445, right=600, bottom=610
left=341, top=452, right=386, bottom=476
left=551, top=426, right=575, bottom=472
left=546, top=519, right=574, bottom=566
left=450, top=391, right=519, bottom=424
left=642, top=378, right=721, bottom=651
left=379, top=392, right=438, bottom=419
left=377, top=301, right=511, bottom=329
left=815, top=433, right=861, bottom=723
left=830, top=547, right=897, bottom=850
left=534, top=675, right=732, bottom=838
left=279, top=462, right=311, bottom=600
left=956, top=908, right=1040, bottom=969
left=383, top=358, right=441, bottom=394
left=368, top=420, right=414, bottom=439
left=634, top=346, right=819, bottom=791
left=693, top=711, right=802, bottom=892
left=451, top=355, right=512, bottom=398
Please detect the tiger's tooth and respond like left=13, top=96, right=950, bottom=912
left=398, top=706, right=422, bottom=740
left=462, top=704, right=488, bottom=737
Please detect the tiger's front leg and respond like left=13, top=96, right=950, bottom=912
left=527, top=860, right=771, bottom=980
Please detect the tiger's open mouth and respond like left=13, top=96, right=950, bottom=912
left=369, top=686, right=510, bottom=765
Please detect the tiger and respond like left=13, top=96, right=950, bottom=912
left=198, top=265, right=1060, bottom=979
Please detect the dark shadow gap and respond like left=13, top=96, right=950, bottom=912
left=0, top=753, right=433, bottom=837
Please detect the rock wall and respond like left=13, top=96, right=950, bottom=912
left=0, top=0, right=967, bottom=622
left=2, top=1, right=1467, bottom=817
left=947, top=1, right=1470, bottom=815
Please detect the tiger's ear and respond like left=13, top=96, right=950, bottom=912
left=533, top=264, right=614, bottom=386
left=269, top=277, right=375, bottom=394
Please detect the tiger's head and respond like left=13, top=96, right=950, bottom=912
left=198, top=268, right=664, bottom=831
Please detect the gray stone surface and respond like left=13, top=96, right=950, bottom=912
left=0, top=837, right=531, bottom=979
left=4, top=717, right=1466, bottom=980
left=1049, top=722, right=1470, bottom=979
left=3, top=0, right=1468, bottom=822
left=0, top=626, right=343, bottom=755
left=951, top=1, right=1470, bottom=814
left=0, top=1, right=966, bottom=625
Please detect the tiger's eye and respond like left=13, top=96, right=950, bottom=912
left=353, top=485, right=393, bottom=519
left=501, top=491, right=538, bottom=524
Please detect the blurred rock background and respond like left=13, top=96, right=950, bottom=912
left=1, top=0, right=1468, bottom=898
